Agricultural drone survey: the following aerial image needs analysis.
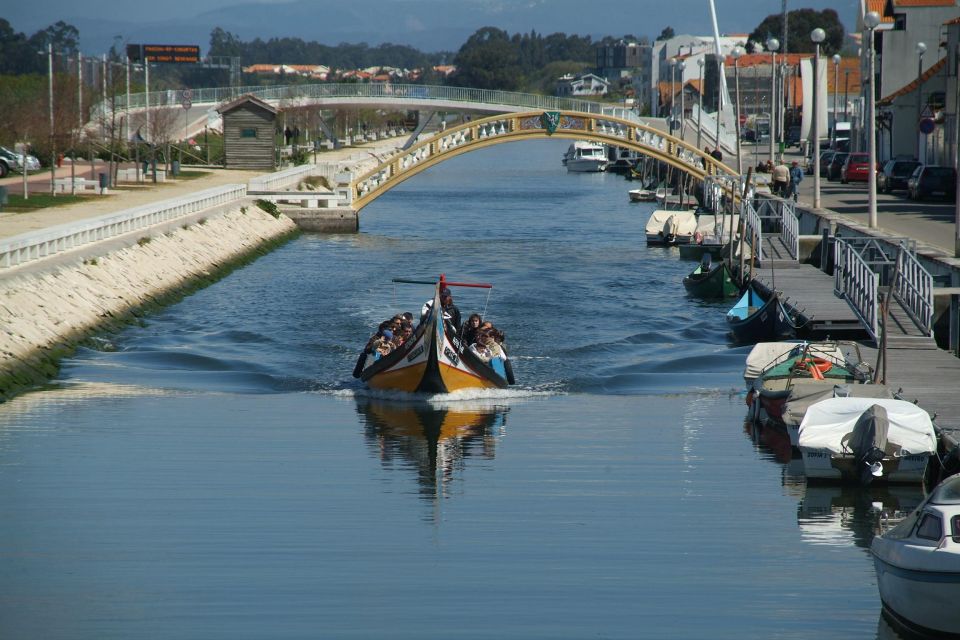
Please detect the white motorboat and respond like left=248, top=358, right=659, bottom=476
left=871, top=473, right=960, bottom=637
left=628, top=188, right=656, bottom=202
left=645, top=209, right=697, bottom=245
left=798, top=397, right=937, bottom=485
left=563, top=141, right=607, bottom=172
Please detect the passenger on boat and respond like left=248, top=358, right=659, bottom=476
left=421, top=288, right=462, bottom=330
left=461, top=313, right=482, bottom=344
left=469, top=339, right=492, bottom=362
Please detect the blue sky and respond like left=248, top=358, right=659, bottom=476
left=8, top=0, right=862, bottom=54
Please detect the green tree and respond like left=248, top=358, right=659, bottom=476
left=451, top=27, right=524, bottom=90
left=748, top=9, right=844, bottom=54
left=656, top=26, right=675, bottom=42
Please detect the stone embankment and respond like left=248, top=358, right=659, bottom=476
left=0, top=206, right=297, bottom=399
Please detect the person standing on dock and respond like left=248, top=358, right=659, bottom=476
left=772, top=161, right=790, bottom=197
left=788, top=161, right=803, bottom=202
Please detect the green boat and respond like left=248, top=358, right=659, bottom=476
left=678, top=242, right=727, bottom=261
left=682, top=259, right=739, bottom=298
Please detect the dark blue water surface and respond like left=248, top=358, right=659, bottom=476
left=0, top=140, right=912, bottom=639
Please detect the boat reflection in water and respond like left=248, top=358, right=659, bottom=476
left=796, top=484, right=924, bottom=552
left=355, top=398, right=509, bottom=499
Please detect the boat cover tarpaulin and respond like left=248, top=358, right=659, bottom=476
left=782, top=382, right=893, bottom=429
left=743, top=341, right=845, bottom=384
left=798, top=398, right=936, bottom=455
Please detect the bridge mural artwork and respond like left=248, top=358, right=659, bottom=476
left=348, top=110, right=741, bottom=211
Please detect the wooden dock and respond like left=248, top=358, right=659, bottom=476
left=750, top=265, right=869, bottom=339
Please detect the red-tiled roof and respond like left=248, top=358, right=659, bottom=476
left=893, top=0, right=956, bottom=6
left=879, top=56, right=947, bottom=104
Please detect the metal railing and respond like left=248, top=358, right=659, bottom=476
left=780, top=200, right=799, bottom=260
left=113, top=83, right=642, bottom=122
left=834, top=238, right=879, bottom=341
left=743, top=200, right=764, bottom=263
left=893, top=244, right=934, bottom=336
left=0, top=185, right=246, bottom=270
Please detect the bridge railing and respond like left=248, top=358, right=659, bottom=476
left=893, top=243, right=934, bottom=336
left=115, top=83, right=641, bottom=121
left=0, top=185, right=246, bottom=270
left=834, top=238, right=879, bottom=341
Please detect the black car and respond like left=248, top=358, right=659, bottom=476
left=826, top=152, right=848, bottom=181
left=878, top=159, right=921, bottom=194
left=907, top=165, right=957, bottom=200
left=818, top=151, right=835, bottom=178
left=785, top=125, right=801, bottom=148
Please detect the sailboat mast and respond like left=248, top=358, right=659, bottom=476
left=707, top=0, right=733, bottom=142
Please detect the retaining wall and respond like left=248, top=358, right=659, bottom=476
left=0, top=206, right=298, bottom=400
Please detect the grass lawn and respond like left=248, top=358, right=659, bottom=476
left=1, top=192, right=97, bottom=212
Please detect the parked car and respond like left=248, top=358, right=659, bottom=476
left=840, top=152, right=875, bottom=183
left=0, top=145, right=41, bottom=178
left=877, top=159, right=921, bottom=193
left=785, top=125, right=801, bottom=148
left=818, top=151, right=835, bottom=178
left=907, top=165, right=957, bottom=200
left=827, top=152, right=848, bottom=181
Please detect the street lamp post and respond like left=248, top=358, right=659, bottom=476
left=767, top=37, right=780, bottom=164
left=832, top=54, right=841, bottom=140
left=670, top=58, right=677, bottom=134
left=679, top=59, right=687, bottom=142
left=864, top=11, right=881, bottom=228
left=732, top=46, right=745, bottom=176
left=716, top=53, right=724, bottom=157
left=812, top=29, right=826, bottom=209
left=47, top=43, right=56, bottom=196
left=697, top=57, right=705, bottom=149
left=916, top=42, right=927, bottom=161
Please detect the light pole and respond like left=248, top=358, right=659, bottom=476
left=715, top=52, right=724, bottom=156
left=732, top=46, right=745, bottom=176
left=812, top=28, right=826, bottom=209
left=47, top=43, right=56, bottom=196
left=697, top=57, right=705, bottom=149
left=916, top=41, right=927, bottom=160
left=670, top=58, right=677, bottom=134
left=832, top=54, right=841, bottom=140
left=864, top=11, right=881, bottom=228
left=679, top=59, right=687, bottom=142
left=767, top=37, right=780, bottom=164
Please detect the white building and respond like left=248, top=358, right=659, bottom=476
left=556, top=73, right=611, bottom=97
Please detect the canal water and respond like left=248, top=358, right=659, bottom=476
left=0, top=140, right=916, bottom=639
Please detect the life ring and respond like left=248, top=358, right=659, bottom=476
left=792, top=357, right=832, bottom=380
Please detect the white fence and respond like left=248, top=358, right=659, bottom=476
left=0, top=185, right=247, bottom=269
left=893, top=246, right=934, bottom=336
left=780, top=200, right=799, bottom=260
left=743, top=200, right=764, bottom=263
left=248, top=164, right=321, bottom=192
left=834, top=238, right=879, bottom=341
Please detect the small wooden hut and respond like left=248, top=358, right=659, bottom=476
left=218, top=94, right=277, bottom=169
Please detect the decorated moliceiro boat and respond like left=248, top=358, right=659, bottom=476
left=353, top=276, right=515, bottom=393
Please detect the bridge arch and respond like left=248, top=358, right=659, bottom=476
left=349, top=110, right=741, bottom=211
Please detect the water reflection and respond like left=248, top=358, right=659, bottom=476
left=355, top=398, right=509, bottom=500
left=796, top=484, right=924, bottom=552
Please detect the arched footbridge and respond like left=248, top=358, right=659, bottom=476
left=348, top=110, right=741, bottom=211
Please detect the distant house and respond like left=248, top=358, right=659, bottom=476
left=556, top=73, right=610, bottom=97
left=217, top=94, right=277, bottom=170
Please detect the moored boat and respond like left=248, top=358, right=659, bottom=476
left=628, top=188, right=657, bottom=202
left=726, top=284, right=797, bottom=344
left=681, top=256, right=738, bottom=298
left=354, top=276, right=515, bottom=393
left=798, top=397, right=937, bottom=485
left=563, top=141, right=607, bottom=172
left=746, top=340, right=873, bottom=428
left=645, top=209, right=697, bottom=245
left=871, top=473, right=960, bottom=637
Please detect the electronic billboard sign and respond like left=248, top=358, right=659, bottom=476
left=127, top=44, right=201, bottom=64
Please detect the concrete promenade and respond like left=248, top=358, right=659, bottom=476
left=0, top=139, right=404, bottom=240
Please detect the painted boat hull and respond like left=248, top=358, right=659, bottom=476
left=682, top=262, right=738, bottom=298
left=360, top=288, right=510, bottom=393
left=873, top=553, right=960, bottom=638
left=726, top=286, right=796, bottom=344
left=800, top=448, right=931, bottom=484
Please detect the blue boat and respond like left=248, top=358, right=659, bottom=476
left=726, top=284, right=797, bottom=344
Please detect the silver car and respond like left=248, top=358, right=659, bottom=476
left=0, top=145, right=41, bottom=177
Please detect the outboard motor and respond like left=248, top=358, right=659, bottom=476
left=845, top=404, right=890, bottom=485
left=699, top=253, right=712, bottom=273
